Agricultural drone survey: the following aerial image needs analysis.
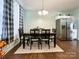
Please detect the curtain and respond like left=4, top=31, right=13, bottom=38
left=2, top=0, right=14, bottom=43
left=19, top=5, right=24, bottom=30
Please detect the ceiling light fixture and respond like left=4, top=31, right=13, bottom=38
left=38, top=0, right=48, bottom=15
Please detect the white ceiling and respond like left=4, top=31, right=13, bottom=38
left=19, top=0, right=79, bottom=11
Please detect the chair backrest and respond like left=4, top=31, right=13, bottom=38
left=18, top=28, right=23, bottom=38
left=30, top=29, right=39, bottom=34
left=41, top=29, right=50, bottom=39
left=30, top=29, right=34, bottom=34
left=30, top=29, right=40, bottom=39
left=52, top=29, right=56, bottom=33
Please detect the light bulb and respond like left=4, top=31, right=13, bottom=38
left=42, top=10, right=48, bottom=15
left=38, top=10, right=48, bottom=15
left=38, top=11, right=42, bottom=15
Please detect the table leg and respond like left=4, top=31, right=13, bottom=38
left=23, top=35, right=25, bottom=49
left=20, top=37, right=21, bottom=46
left=54, top=35, right=56, bottom=47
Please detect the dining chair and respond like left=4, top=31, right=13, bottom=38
left=41, top=29, right=50, bottom=49
left=18, top=28, right=29, bottom=46
left=18, top=28, right=23, bottom=45
left=50, top=29, right=56, bottom=42
left=30, top=29, right=42, bottom=50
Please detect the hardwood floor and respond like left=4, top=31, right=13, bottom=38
left=3, top=40, right=79, bottom=59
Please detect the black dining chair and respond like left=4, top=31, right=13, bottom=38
left=30, top=29, right=42, bottom=50
left=52, top=29, right=56, bottom=33
left=18, top=28, right=29, bottom=46
left=18, top=28, right=23, bottom=46
left=41, top=29, right=50, bottom=49
left=50, top=29, right=56, bottom=42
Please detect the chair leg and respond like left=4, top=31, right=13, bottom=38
left=40, top=39, right=42, bottom=49
left=27, top=39, right=29, bottom=46
left=41, top=42, right=42, bottom=49
left=45, top=41, right=47, bottom=44
left=38, top=42, right=40, bottom=49
left=20, top=40, right=21, bottom=46
left=48, top=40, right=50, bottom=49
left=20, top=38, right=21, bottom=46
left=30, top=41, right=32, bottom=50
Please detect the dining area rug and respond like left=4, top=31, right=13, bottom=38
left=15, top=42, right=64, bottom=54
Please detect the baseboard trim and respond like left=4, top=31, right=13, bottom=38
left=2, top=39, right=20, bottom=56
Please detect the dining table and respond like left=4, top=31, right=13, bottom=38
left=23, top=32, right=56, bottom=49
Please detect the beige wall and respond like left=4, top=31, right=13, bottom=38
left=23, top=10, right=57, bottom=33
left=71, top=8, right=79, bottom=40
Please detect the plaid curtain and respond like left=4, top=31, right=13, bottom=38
left=19, top=5, right=24, bottom=30
left=2, top=0, right=14, bottom=43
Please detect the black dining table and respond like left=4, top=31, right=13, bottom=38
left=23, top=33, right=56, bottom=49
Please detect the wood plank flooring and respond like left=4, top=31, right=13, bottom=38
left=3, top=40, right=79, bottom=59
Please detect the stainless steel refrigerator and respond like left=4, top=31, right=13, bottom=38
left=56, top=18, right=77, bottom=40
